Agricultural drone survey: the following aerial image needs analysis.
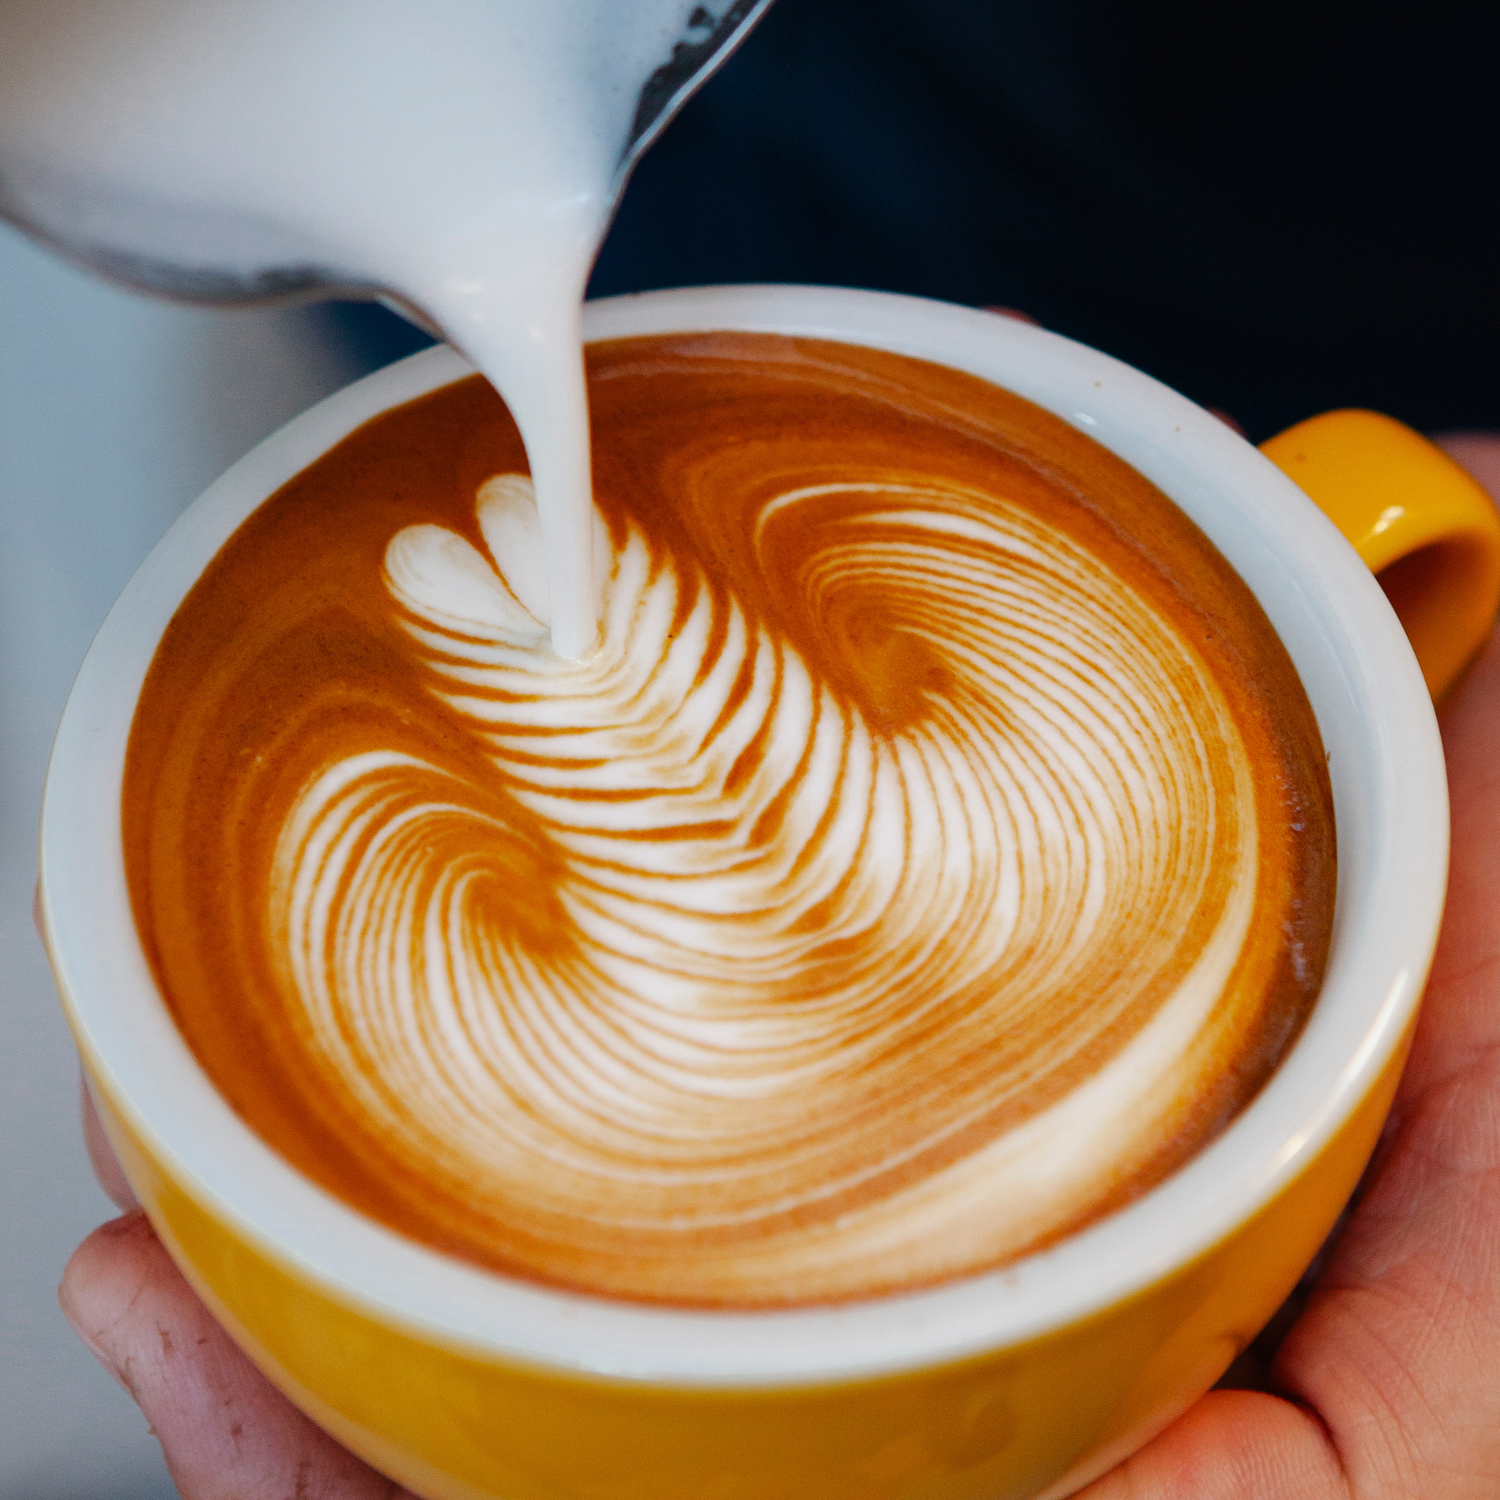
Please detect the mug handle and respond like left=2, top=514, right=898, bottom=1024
left=1260, top=409, right=1500, bottom=701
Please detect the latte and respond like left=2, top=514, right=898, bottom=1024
left=124, top=333, right=1334, bottom=1307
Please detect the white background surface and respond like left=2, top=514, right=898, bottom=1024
left=0, top=223, right=380, bottom=1500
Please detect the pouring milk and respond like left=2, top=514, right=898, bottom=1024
left=0, top=0, right=770, bottom=658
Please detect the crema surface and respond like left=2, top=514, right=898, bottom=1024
left=125, top=334, right=1334, bottom=1306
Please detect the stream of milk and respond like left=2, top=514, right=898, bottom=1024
left=0, top=0, right=723, bottom=658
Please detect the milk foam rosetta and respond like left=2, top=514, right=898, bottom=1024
left=125, top=335, right=1335, bottom=1306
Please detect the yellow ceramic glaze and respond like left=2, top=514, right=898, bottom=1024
left=81, top=1022, right=1408, bottom=1500
left=1260, top=409, right=1500, bottom=699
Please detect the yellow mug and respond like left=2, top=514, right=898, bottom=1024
left=40, top=286, right=1500, bottom=1500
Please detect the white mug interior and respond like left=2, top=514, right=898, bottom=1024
left=40, top=284, right=1447, bottom=1387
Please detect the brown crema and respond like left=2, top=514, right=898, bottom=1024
left=124, top=333, right=1334, bottom=1307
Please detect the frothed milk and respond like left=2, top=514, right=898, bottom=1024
left=125, top=335, right=1336, bottom=1307
left=0, top=0, right=743, bottom=656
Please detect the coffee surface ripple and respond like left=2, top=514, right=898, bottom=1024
left=126, top=336, right=1334, bottom=1306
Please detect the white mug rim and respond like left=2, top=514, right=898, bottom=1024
left=40, top=283, right=1447, bottom=1388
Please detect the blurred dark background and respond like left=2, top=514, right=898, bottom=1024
left=344, top=0, right=1500, bottom=443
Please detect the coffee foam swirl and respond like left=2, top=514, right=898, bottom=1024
left=268, top=464, right=1258, bottom=1302
left=127, top=339, right=1332, bottom=1307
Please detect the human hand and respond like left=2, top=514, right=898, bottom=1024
left=1074, top=431, right=1500, bottom=1497
left=57, top=437, right=1500, bottom=1499
left=60, top=1197, right=421, bottom=1500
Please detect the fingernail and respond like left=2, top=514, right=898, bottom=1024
left=58, top=1273, right=126, bottom=1384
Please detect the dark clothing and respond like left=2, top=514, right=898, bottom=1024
left=587, top=0, right=1500, bottom=441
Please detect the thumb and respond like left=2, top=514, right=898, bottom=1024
left=59, top=1211, right=417, bottom=1499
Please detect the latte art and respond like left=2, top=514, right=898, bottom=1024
left=126, top=335, right=1334, bottom=1305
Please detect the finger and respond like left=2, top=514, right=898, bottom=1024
left=49, top=864, right=144, bottom=1213
left=1083, top=1100, right=1500, bottom=1500
left=1076, top=1389, right=1345, bottom=1499
left=1258, top=626, right=1500, bottom=1493
left=1435, top=432, right=1500, bottom=506
left=1395, top=619, right=1500, bottom=1109
left=80, top=1071, right=140, bottom=1212
left=1271, top=1045, right=1500, bottom=1497
left=1206, top=408, right=1247, bottom=438
left=982, top=305, right=1041, bottom=325
left=1082, top=619, right=1500, bottom=1498
left=60, top=1211, right=420, bottom=1500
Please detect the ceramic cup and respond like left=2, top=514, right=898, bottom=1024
left=39, top=285, right=1500, bottom=1500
